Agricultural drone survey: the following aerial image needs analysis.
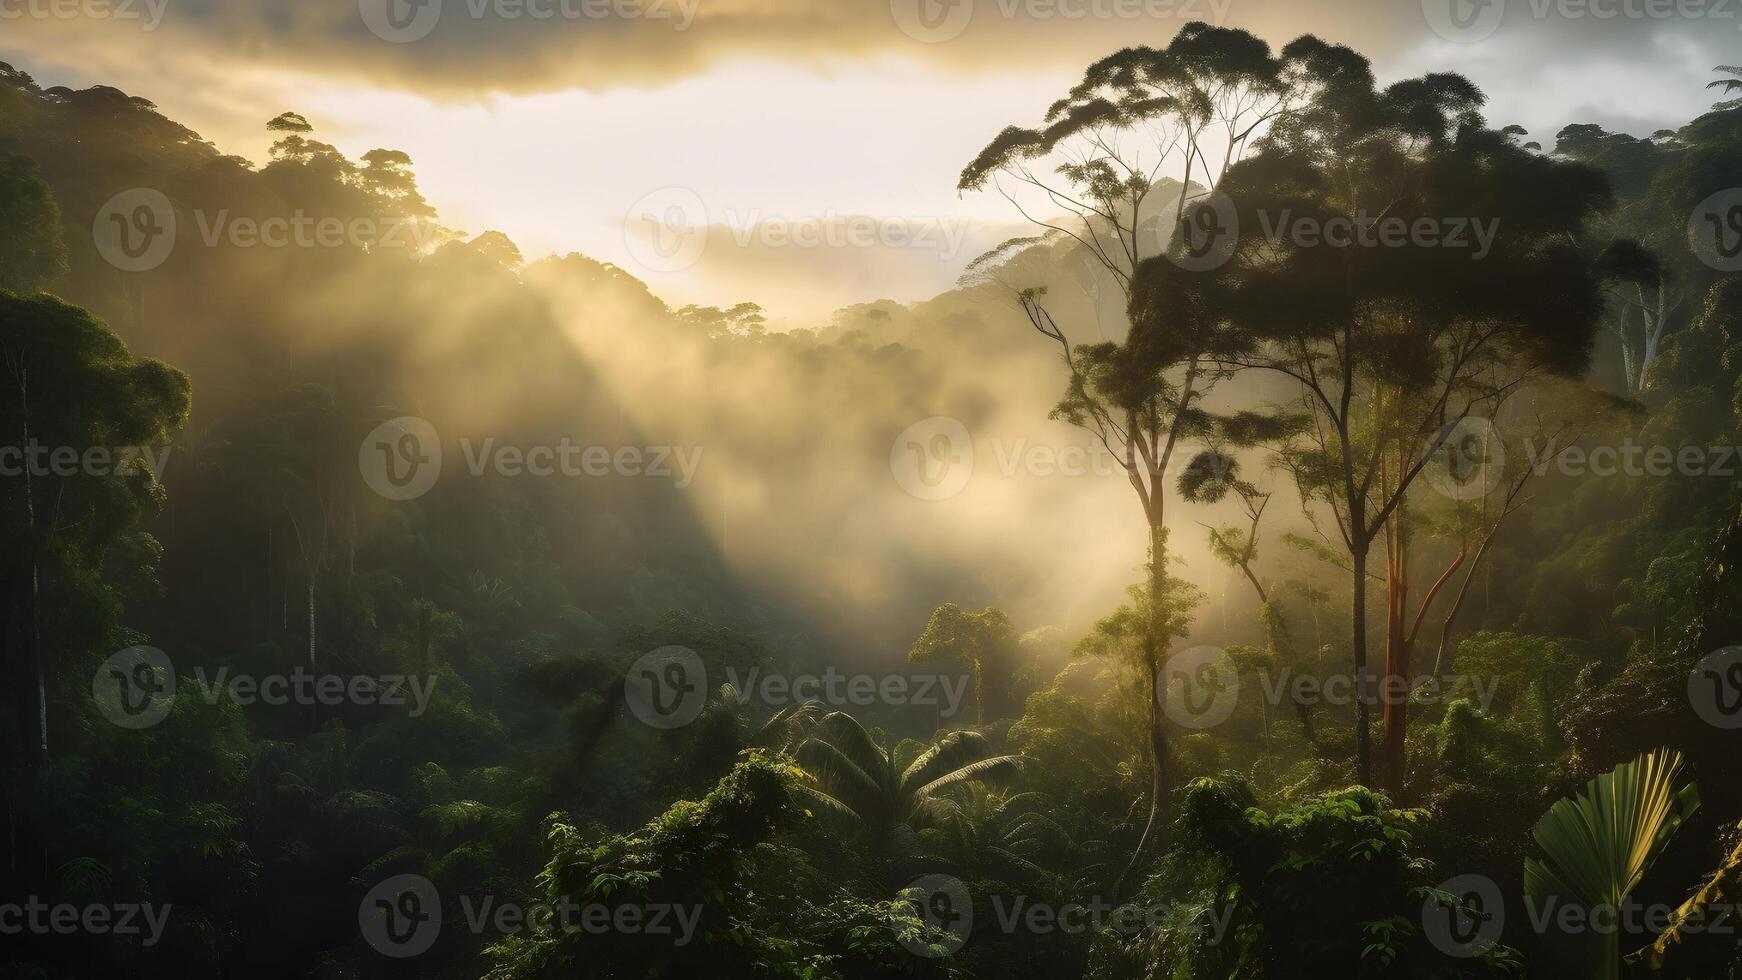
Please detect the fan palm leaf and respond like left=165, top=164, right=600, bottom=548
left=1523, top=748, right=1700, bottom=980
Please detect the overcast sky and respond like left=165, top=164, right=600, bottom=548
left=1, top=0, right=1726, bottom=323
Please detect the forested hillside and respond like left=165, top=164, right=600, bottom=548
left=4, top=22, right=1742, bottom=979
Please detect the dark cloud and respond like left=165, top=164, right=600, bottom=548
left=1, top=0, right=1728, bottom=141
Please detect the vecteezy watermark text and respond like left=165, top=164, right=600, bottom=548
left=1254, top=210, right=1500, bottom=260
left=0, top=898, right=172, bottom=947
left=1159, top=646, right=1501, bottom=730
left=190, top=667, right=437, bottom=717
left=1527, top=436, right=1742, bottom=479
left=92, top=188, right=445, bottom=273
left=889, top=0, right=1234, bottom=45
left=458, top=896, right=701, bottom=944
left=358, top=417, right=704, bottom=502
left=1422, top=871, right=1742, bottom=959
left=0, top=443, right=172, bottom=480
left=92, top=646, right=439, bottom=730
left=458, top=438, right=703, bottom=487
left=358, top=873, right=702, bottom=958
left=360, top=0, right=701, bottom=44
left=723, top=666, right=970, bottom=718
left=890, top=417, right=1148, bottom=501
left=892, top=874, right=1238, bottom=958
left=621, top=646, right=972, bottom=729
left=621, top=187, right=977, bottom=274
left=1423, top=0, right=1742, bottom=46
left=0, top=0, right=168, bottom=29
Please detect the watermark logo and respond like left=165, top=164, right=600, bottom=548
left=359, top=0, right=444, bottom=42
left=93, top=188, right=175, bottom=273
left=1159, top=645, right=1239, bottom=729
left=624, top=187, right=709, bottom=274
left=1691, top=646, right=1742, bottom=729
left=891, top=416, right=974, bottom=501
left=891, top=0, right=974, bottom=42
left=1165, top=190, right=1238, bottom=273
left=1423, top=0, right=1505, bottom=43
left=624, top=645, right=707, bottom=729
left=360, top=874, right=442, bottom=958
left=1424, top=416, right=1504, bottom=501
left=895, top=874, right=972, bottom=957
left=92, top=645, right=175, bottom=730
left=1690, top=189, right=1742, bottom=273
left=1423, top=873, right=1505, bottom=958
left=360, top=417, right=443, bottom=501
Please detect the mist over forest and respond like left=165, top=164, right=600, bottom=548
left=4, top=6, right=1742, bottom=979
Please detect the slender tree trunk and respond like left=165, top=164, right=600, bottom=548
left=3, top=363, right=44, bottom=888
left=1433, top=536, right=1494, bottom=676
left=1383, top=543, right=1466, bottom=790
left=1116, top=519, right=1171, bottom=898
left=1381, top=532, right=1408, bottom=793
left=1351, top=544, right=1372, bottom=787
left=34, top=563, right=44, bottom=759
left=1636, top=281, right=1665, bottom=392
left=307, top=573, right=316, bottom=670
left=2, top=547, right=40, bottom=884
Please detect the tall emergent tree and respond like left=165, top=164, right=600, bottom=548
left=907, top=602, right=1022, bottom=723
left=955, top=23, right=1347, bottom=890
left=0, top=290, right=189, bottom=881
left=1214, top=55, right=1610, bottom=787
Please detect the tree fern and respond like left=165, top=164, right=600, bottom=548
left=1707, top=66, right=1742, bottom=110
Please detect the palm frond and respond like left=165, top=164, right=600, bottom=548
left=983, top=844, right=1055, bottom=887
left=1708, top=66, right=1742, bottom=106
left=795, top=738, right=885, bottom=820
left=1632, top=822, right=1742, bottom=970
left=360, top=844, right=431, bottom=878
left=1002, top=810, right=1081, bottom=856
left=909, top=755, right=1025, bottom=802
left=810, top=711, right=892, bottom=790
left=907, top=794, right=964, bottom=834
left=751, top=698, right=824, bottom=751
left=421, top=800, right=502, bottom=837
left=902, top=729, right=998, bottom=794
left=1524, top=748, right=1699, bottom=979
left=792, top=782, right=864, bottom=823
